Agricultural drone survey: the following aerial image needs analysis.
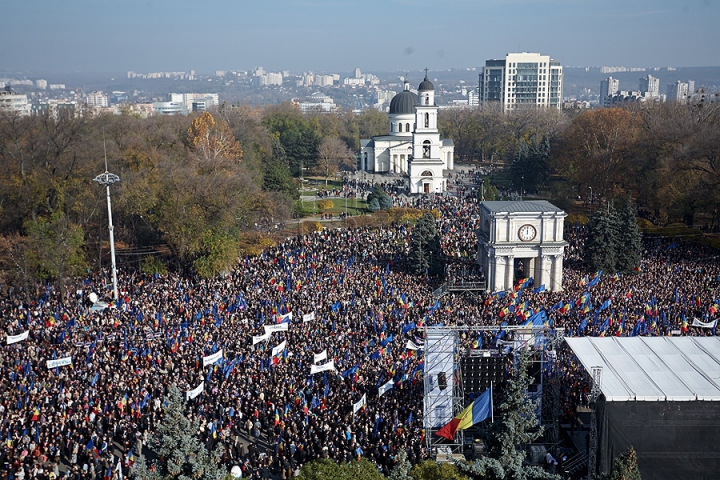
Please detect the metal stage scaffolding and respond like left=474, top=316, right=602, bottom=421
left=423, top=325, right=565, bottom=457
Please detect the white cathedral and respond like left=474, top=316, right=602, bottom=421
left=359, top=74, right=455, bottom=194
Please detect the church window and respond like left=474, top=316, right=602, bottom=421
left=398, top=123, right=403, bottom=132
left=421, top=170, right=433, bottom=177
left=424, top=113, right=429, bottom=128
left=423, top=140, right=431, bottom=158
left=406, top=123, right=410, bottom=132
left=425, top=96, right=429, bottom=105
left=390, top=123, right=393, bottom=132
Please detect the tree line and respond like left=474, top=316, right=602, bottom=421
left=0, top=105, right=386, bottom=294
left=439, top=100, right=720, bottom=227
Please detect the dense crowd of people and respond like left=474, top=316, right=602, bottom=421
left=1, top=173, right=719, bottom=480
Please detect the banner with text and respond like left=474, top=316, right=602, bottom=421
left=47, top=357, right=72, bottom=369
left=187, top=382, right=204, bottom=400
left=310, top=360, right=335, bottom=374
left=203, top=349, right=223, bottom=367
left=7, top=331, right=29, bottom=345
left=313, top=350, right=327, bottom=364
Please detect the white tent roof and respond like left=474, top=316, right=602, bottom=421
left=565, top=336, right=720, bottom=401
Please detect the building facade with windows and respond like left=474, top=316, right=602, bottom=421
left=479, top=52, right=563, bottom=112
left=359, top=75, right=454, bottom=194
left=639, top=75, right=660, bottom=99
left=0, top=88, right=30, bottom=116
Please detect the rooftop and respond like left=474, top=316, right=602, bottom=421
left=480, top=200, right=564, bottom=214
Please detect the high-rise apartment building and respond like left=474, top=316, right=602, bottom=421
left=639, top=75, right=660, bottom=99
left=666, top=81, right=689, bottom=103
left=0, top=88, right=30, bottom=116
left=600, top=77, right=620, bottom=106
left=478, top=52, right=563, bottom=112
left=36, top=79, right=47, bottom=90
left=86, top=91, right=109, bottom=108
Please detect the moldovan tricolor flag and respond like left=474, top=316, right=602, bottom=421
left=435, top=386, right=493, bottom=440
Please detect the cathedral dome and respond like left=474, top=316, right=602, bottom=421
left=389, top=90, right=418, bottom=114
left=418, top=75, right=434, bottom=91
left=389, top=79, right=418, bottom=114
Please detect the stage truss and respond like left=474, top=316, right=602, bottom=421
left=423, top=325, right=565, bottom=457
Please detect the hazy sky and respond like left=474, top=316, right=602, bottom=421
left=2, top=0, right=719, bottom=74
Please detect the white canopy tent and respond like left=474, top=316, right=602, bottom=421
left=565, top=336, right=720, bottom=401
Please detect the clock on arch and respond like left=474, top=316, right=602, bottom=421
left=518, top=224, right=537, bottom=242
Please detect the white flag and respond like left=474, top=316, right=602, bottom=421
left=303, top=311, right=316, bottom=323
left=7, top=331, right=29, bottom=345
left=692, top=318, right=717, bottom=328
left=378, top=380, right=394, bottom=397
left=272, top=341, right=287, bottom=357
left=276, top=312, right=293, bottom=323
left=46, top=356, right=72, bottom=369
left=203, top=349, right=223, bottom=367
left=406, top=340, right=421, bottom=351
left=353, top=393, right=366, bottom=414
left=253, top=331, right=272, bottom=345
left=310, top=360, right=335, bottom=374
left=264, top=323, right=289, bottom=334
left=186, top=382, right=204, bottom=400
left=313, top=350, right=328, bottom=364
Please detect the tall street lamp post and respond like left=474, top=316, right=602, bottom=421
left=93, top=143, right=120, bottom=300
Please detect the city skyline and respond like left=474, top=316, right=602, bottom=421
left=2, top=0, right=719, bottom=74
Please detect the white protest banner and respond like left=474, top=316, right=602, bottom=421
left=692, top=318, right=717, bottom=328
left=272, top=341, right=287, bottom=357
left=276, top=312, right=293, bottom=323
left=186, top=382, right=204, bottom=400
left=353, top=393, right=366, bottom=414
left=378, top=380, right=394, bottom=397
left=253, top=332, right=272, bottom=345
left=313, top=350, right=327, bottom=364
left=303, top=312, right=315, bottom=323
left=47, top=357, right=72, bottom=369
left=7, top=331, right=29, bottom=345
left=310, top=360, right=335, bottom=374
left=203, top=349, right=223, bottom=367
left=406, top=340, right=421, bottom=351
left=264, top=323, right=289, bottom=334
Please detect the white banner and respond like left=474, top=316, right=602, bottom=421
left=406, top=340, right=422, bottom=351
left=272, top=341, right=287, bottom=357
left=7, top=331, right=29, bottom=345
left=264, top=323, right=289, bottom=334
left=253, top=332, right=272, bottom=345
left=203, top=349, right=223, bottom=367
left=313, top=350, right=327, bottom=364
left=692, top=318, right=717, bottom=328
left=310, top=360, right=335, bottom=374
left=276, top=312, right=293, bottom=323
left=47, top=357, right=72, bottom=369
left=379, top=380, right=394, bottom=397
left=186, top=382, right=204, bottom=400
left=353, top=393, right=366, bottom=414
left=303, top=312, right=315, bottom=323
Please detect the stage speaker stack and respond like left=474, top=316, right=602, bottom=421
left=461, top=355, right=505, bottom=401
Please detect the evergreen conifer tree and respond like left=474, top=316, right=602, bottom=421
left=614, top=198, right=642, bottom=273
left=456, top=350, right=560, bottom=480
left=367, top=184, right=392, bottom=211
left=132, top=385, right=226, bottom=480
left=583, top=205, right=620, bottom=273
left=408, top=213, right=442, bottom=275
left=388, top=448, right=413, bottom=480
left=598, top=446, right=642, bottom=480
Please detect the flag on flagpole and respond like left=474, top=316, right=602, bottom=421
left=435, top=386, right=492, bottom=440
